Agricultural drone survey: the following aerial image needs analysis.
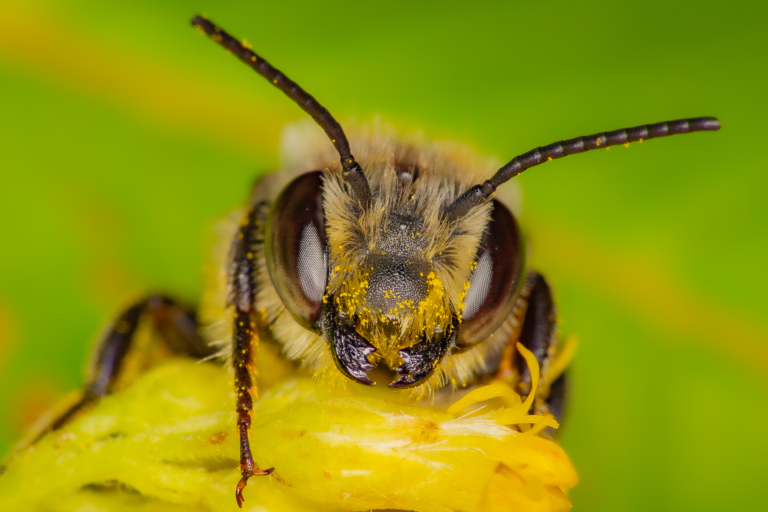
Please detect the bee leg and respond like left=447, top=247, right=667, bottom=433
left=511, top=272, right=572, bottom=437
left=232, top=310, right=274, bottom=508
left=227, top=203, right=274, bottom=508
left=514, top=272, right=563, bottom=404
left=41, top=294, right=210, bottom=437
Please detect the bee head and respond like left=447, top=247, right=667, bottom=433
left=265, top=144, right=526, bottom=389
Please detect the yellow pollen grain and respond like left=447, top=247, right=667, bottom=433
left=547, top=156, right=552, bottom=161
left=624, top=142, right=630, bottom=148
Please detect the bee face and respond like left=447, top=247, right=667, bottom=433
left=263, top=137, right=527, bottom=389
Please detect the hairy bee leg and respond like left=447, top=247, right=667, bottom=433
left=514, top=272, right=558, bottom=401
left=40, top=295, right=210, bottom=438
left=232, top=310, right=274, bottom=507
left=227, top=202, right=274, bottom=508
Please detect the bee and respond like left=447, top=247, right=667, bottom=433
left=34, top=15, right=720, bottom=508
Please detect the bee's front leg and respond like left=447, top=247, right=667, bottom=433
left=231, top=309, right=273, bottom=507
left=514, top=272, right=568, bottom=427
left=227, top=202, right=274, bottom=508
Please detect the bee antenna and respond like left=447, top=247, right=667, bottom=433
left=191, top=16, right=372, bottom=209
left=443, top=116, right=721, bottom=221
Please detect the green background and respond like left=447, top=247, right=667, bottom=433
left=1, top=1, right=766, bottom=511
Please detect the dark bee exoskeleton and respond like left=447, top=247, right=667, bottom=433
left=33, top=15, right=721, bottom=508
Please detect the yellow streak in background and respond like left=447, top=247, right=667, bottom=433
left=0, top=298, right=15, bottom=373
left=532, top=218, right=768, bottom=375
left=0, top=4, right=286, bottom=159
left=1, top=4, right=766, bottom=377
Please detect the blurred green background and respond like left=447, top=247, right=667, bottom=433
left=1, top=0, right=766, bottom=510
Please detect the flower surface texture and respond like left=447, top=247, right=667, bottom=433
left=0, top=344, right=576, bottom=511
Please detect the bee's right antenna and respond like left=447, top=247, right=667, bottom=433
left=443, top=117, right=721, bottom=221
left=191, top=16, right=372, bottom=209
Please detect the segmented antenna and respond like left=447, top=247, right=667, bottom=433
left=191, top=16, right=372, bottom=208
left=444, top=117, right=721, bottom=221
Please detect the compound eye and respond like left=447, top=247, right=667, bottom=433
left=458, top=200, right=525, bottom=345
left=265, top=171, right=327, bottom=330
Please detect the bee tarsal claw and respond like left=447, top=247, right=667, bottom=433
left=235, top=467, right=275, bottom=508
left=235, top=477, right=247, bottom=508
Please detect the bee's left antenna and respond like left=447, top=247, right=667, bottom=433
left=443, top=117, right=721, bottom=221
left=191, top=15, right=372, bottom=209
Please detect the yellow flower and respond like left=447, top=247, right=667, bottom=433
left=0, top=344, right=577, bottom=511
